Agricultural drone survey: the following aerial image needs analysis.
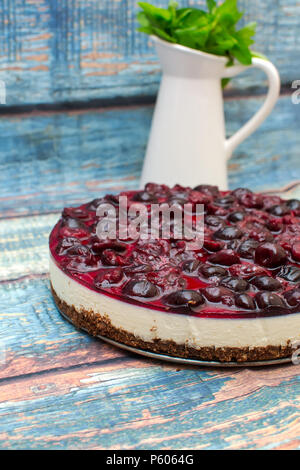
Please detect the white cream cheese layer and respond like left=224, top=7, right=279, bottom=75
left=50, top=257, right=300, bottom=349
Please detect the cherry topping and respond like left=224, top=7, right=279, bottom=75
left=194, top=184, right=219, bottom=197
left=250, top=275, right=281, bottom=291
left=94, top=268, right=124, bottom=288
left=199, top=264, right=227, bottom=278
left=62, top=207, right=89, bottom=220
left=215, top=195, right=235, bottom=207
left=101, top=249, right=130, bottom=266
left=50, top=184, right=300, bottom=318
left=284, top=288, right=300, bottom=307
left=229, top=263, right=268, bottom=279
left=165, top=290, right=204, bottom=308
left=56, top=237, right=80, bottom=255
left=238, top=240, right=259, bottom=259
left=91, top=240, right=126, bottom=254
left=255, top=292, right=285, bottom=309
left=236, top=190, right=263, bottom=208
left=254, top=243, right=286, bottom=268
left=235, top=293, right=256, bottom=310
left=278, top=266, right=300, bottom=283
left=132, top=191, right=158, bottom=203
left=266, top=219, right=283, bottom=233
left=205, top=215, right=225, bottom=229
left=291, top=242, right=300, bottom=262
left=228, top=211, right=245, bottom=223
left=267, top=204, right=290, bottom=217
left=65, top=244, right=92, bottom=258
left=208, top=249, right=240, bottom=266
left=286, top=199, right=300, bottom=211
left=220, top=276, right=249, bottom=292
left=202, top=286, right=234, bottom=305
left=203, top=239, right=225, bottom=252
left=123, top=280, right=159, bottom=298
left=214, top=226, right=243, bottom=241
left=182, top=259, right=200, bottom=274
left=65, top=257, right=99, bottom=273
left=87, top=198, right=104, bottom=211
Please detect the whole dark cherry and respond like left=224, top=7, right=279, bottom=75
left=208, top=249, right=240, bottom=266
left=235, top=189, right=263, bottom=208
left=65, top=244, right=92, bottom=258
left=278, top=266, right=300, bottom=283
left=254, top=243, right=286, bottom=268
left=123, top=280, right=159, bottom=298
left=91, top=240, right=126, bottom=254
left=225, top=239, right=241, bottom=251
left=284, top=288, right=300, bottom=307
left=238, top=239, right=259, bottom=259
left=182, top=259, right=200, bottom=274
left=101, top=249, right=130, bottom=266
left=214, top=195, right=235, bottom=207
left=56, top=237, right=81, bottom=255
left=232, top=187, right=252, bottom=199
left=220, top=276, right=249, bottom=292
left=194, top=184, right=219, bottom=197
left=266, top=219, right=283, bottom=233
left=132, top=191, right=158, bottom=203
left=203, top=239, right=225, bottom=252
left=205, top=215, right=225, bottom=228
left=250, top=275, right=282, bottom=291
left=214, top=226, right=243, bottom=241
left=164, top=290, right=205, bottom=308
left=229, top=263, right=268, bottom=279
left=202, top=286, right=234, bottom=305
left=62, top=207, right=89, bottom=220
left=94, top=268, right=123, bottom=288
left=124, top=264, right=152, bottom=274
left=291, top=242, right=300, bottom=262
left=228, top=211, right=245, bottom=223
left=199, top=264, right=228, bottom=278
left=267, top=204, right=290, bottom=217
left=235, top=293, right=256, bottom=310
left=286, top=199, right=300, bottom=211
left=255, top=292, right=286, bottom=309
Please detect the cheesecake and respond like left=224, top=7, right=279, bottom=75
left=49, top=183, right=300, bottom=362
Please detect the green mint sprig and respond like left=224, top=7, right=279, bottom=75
left=137, top=0, right=263, bottom=84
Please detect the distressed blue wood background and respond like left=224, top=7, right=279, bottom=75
left=0, top=0, right=300, bottom=450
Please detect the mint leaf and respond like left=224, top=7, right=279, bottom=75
left=137, top=11, right=150, bottom=28
left=136, top=0, right=263, bottom=85
left=206, top=0, right=217, bottom=13
left=138, top=2, right=172, bottom=25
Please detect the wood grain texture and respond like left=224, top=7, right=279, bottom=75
left=0, top=0, right=299, bottom=106
left=0, top=94, right=299, bottom=218
left=1, top=0, right=300, bottom=450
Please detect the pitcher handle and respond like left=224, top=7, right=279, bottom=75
left=223, top=58, right=280, bottom=160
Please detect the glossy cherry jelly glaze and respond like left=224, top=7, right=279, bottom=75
left=49, top=183, right=300, bottom=319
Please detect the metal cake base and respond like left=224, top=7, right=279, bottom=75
left=58, top=308, right=292, bottom=368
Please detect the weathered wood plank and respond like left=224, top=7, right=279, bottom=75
left=0, top=359, right=299, bottom=449
left=0, top=105, right=152, bottom=217
left=0, top=214, right=58, bottom=281
left=0, top=0, right=299, bottom=106
left=0, top=95, right=299, bottom=218
left=0, top=276, right=130, bottom=380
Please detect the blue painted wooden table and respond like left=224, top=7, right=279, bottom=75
left=0, top=1, right=300, bottom=450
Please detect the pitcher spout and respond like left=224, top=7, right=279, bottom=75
left=152, top=35, right=228, bottom=79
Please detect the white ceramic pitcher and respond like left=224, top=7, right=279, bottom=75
left=140, top=36, right=280, bottom=190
